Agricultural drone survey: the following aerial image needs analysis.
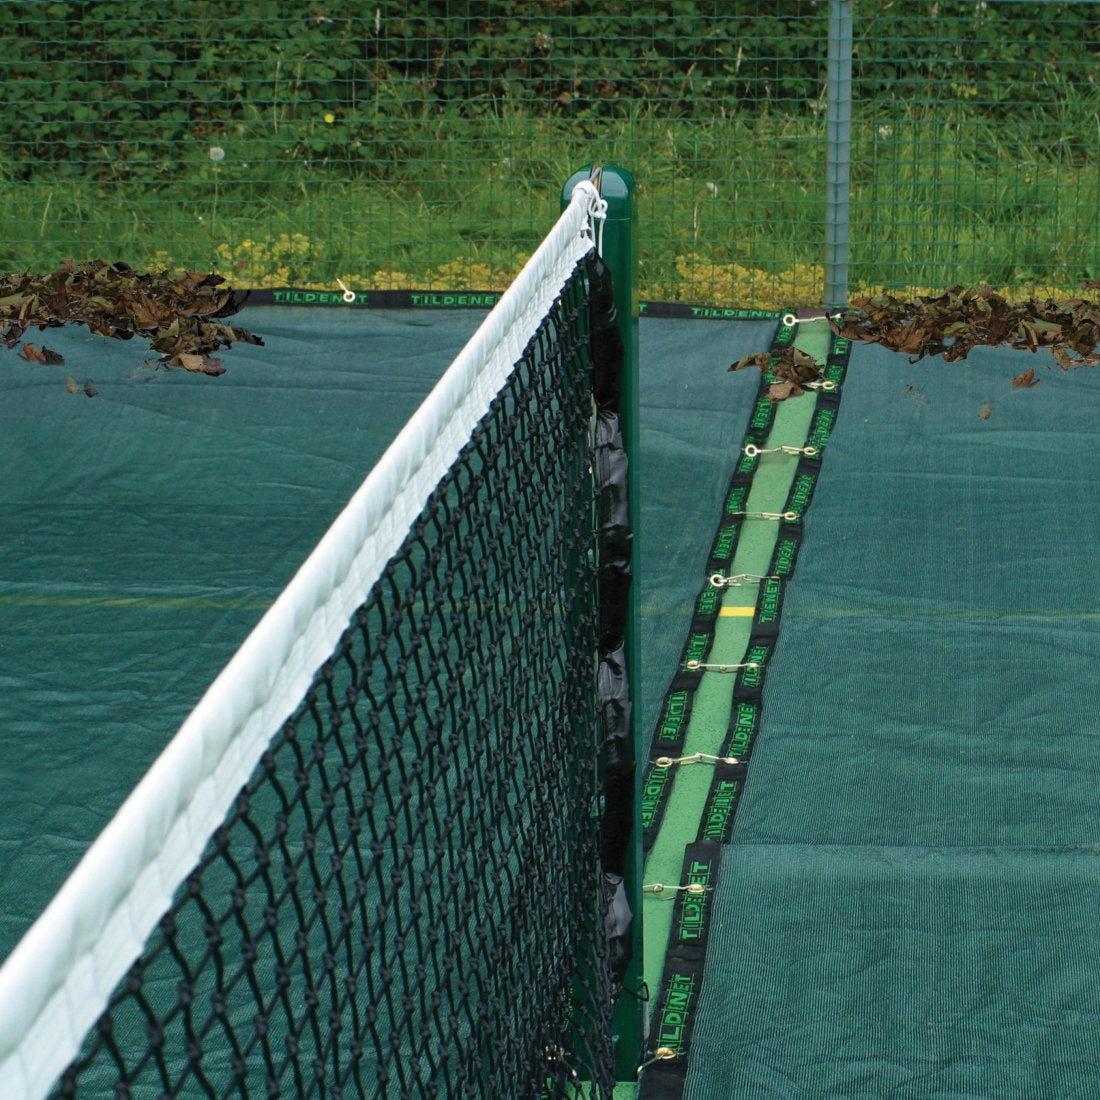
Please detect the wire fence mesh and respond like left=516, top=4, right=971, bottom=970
left=2, top=1, right=1098, bottom=307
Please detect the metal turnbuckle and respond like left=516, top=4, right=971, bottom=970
left=709, top=571, right=778, bottom=588
left=683, top=660, right=761, bottom=673
left=643, top=882, right=712, bottom=898
left=652, top=752, right=741, bottom=768
left=744, top=443, right=819, bottom=458
left=729, top=510, right=800, bottom=522
left=782, top=310, right=844, bottom=328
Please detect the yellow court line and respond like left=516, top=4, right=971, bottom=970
left=719, top=606, right=756, bottom=617
left=0, top=595, right=273, bottom=610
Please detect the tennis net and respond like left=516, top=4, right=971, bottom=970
left=0, top=179, right=634, bottom=1098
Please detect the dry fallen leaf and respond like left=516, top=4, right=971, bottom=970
left=83, top=380, right=98, bottom=398
left=978, top=402, right=992, bottom=420
left=176, top=352, right=206, bottom=372
left=64, top=376, right=79, bottom=394
left=2, top=261, right=262, bottom=389
left=1012, top=368, right=1040, bottom=388
left=18, top=342, right=46, bottom=363
left=767, top=380, right=799, bottom=402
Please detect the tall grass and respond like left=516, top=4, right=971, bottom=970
left=2, top=103, right=1098, bottom=306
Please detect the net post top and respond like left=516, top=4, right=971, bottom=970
left=562, top=163, right=635, bottom=216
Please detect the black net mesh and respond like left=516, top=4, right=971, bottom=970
left=51, top=251, right=621, bottom=1099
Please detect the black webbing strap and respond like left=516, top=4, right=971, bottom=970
left=638, top=323, right=853, bottom=1098
left=641, top=389, right=777, bottom=851
left=640, top=320, right=811, bottom=850
left=637, top=839, right=721, bottom=1094
left=588, top=250, right=636, bottom=987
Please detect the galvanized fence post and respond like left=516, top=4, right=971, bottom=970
left=825, top=0, right=854, bottom=309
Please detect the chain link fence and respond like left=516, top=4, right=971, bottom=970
left=3, top=1, right=1098, bottom=307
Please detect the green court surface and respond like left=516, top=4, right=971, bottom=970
left=0, top=306, right=487, bottom=960
left=639, top=325, right=1100, bottom=1099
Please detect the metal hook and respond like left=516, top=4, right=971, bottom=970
left=637, top=1047, right=678, bottom=1076
left=653, top=752, right=741, bottom=768
left=744, top=444, right=819, bottom=458
left=782, top=310, right=844, bottom=328
left=708, top=572, right=777, bottom=588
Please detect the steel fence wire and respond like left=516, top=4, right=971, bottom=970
left=3, top=1, right=1097, bottom=307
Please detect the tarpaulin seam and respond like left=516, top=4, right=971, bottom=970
left=245, top=287, right=785, bottom=322
left=640, top=318, right=797, bottom=851
left=637, top=324, right=853, bottom=1099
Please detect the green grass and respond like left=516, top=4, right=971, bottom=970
left=3, top=108, right=1099, bottom=307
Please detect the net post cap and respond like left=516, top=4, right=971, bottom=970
left=562, top=164, right=635, bottom=212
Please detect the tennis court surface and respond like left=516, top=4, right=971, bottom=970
left=3, top=276, right=1100, bottom=1094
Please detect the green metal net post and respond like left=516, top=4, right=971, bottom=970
left=562, top=164, right=643, bottom=1085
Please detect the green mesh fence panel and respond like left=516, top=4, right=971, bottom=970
left=848, top=3, right=1100, bottom=301
left=2, top=2, right=1098, bottom=307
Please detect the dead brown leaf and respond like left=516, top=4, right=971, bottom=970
left=767, top=380, right=800, bottom=402
left=18, top=342, right=46, bottom=363
left=176, top=352, right=207, bottom=372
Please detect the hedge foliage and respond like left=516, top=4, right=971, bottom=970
left=5, top=1, right=1100, bottom=183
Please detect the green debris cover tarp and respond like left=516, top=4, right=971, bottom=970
left=8, top=299, right=1093, bottom=1095
left=687, top=343, right=1100, bottom=1097
left=0, top=305, right=483, bottom=960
